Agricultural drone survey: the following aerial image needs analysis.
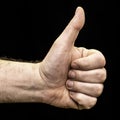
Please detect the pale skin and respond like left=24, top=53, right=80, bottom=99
left=0, top=7, right=106, bottom=110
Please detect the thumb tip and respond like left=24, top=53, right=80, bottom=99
left=75, top=6, right=84, bottom=15
left=74, top=6, right=85, bottom=28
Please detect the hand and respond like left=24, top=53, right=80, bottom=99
left=39, top=7, right=106, bottom=110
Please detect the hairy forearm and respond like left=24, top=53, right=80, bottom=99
left=0, top=59, right=44, bottom=102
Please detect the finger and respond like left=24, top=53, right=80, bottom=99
left=68, top=68, right=107, bottom=83
left=71, top=50, right=106, bottom=70
left=56, top=7, right=85, bottom=47
left=66, top=80, right=104, bottom=97
left=69, top=92, right=97, bottom=109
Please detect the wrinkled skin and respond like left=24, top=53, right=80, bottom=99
left=39, top=7, right=106, bottom=110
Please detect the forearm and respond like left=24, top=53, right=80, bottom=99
left=0, top=59, right=44, bottom=103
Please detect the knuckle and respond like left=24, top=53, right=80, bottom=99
left=102, top=68, right=107, bottom=81
left=84, top=98, right=97, bottom=109
left=96, top=68, right=107, bottom=82
left=95, top=84, right=104, bottom=97
left=98, top=52, right=106, bottom=67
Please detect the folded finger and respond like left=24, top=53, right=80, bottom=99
left=66, top=80, right=104, bottom=97
left=71, top=51, right=106, bottom=70
left=69, top=92, right=97, bottom=109
left=68, top=68, right=107, bottom=83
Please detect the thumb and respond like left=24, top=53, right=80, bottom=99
left=56, top=7, right=85, bottom=47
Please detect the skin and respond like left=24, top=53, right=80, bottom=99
left=0, top=7, right=106, bottom=110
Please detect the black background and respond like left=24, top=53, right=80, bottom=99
left=0, top=0, right=115, bottom=119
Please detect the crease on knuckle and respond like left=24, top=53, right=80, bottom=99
left=98, top=52, right=106, bottom=67
left=95, top=84, right=104, bottom=97
left=84, top=98, right=97, bottom=109
left=96, top=69, right=107, bottom=83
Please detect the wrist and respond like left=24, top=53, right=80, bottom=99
left=32, top=62, right=51, bottom=103
left=0, top=60, right=48, bottom=103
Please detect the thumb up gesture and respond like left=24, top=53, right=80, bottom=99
left=39, top=7, right=107, bottom=110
